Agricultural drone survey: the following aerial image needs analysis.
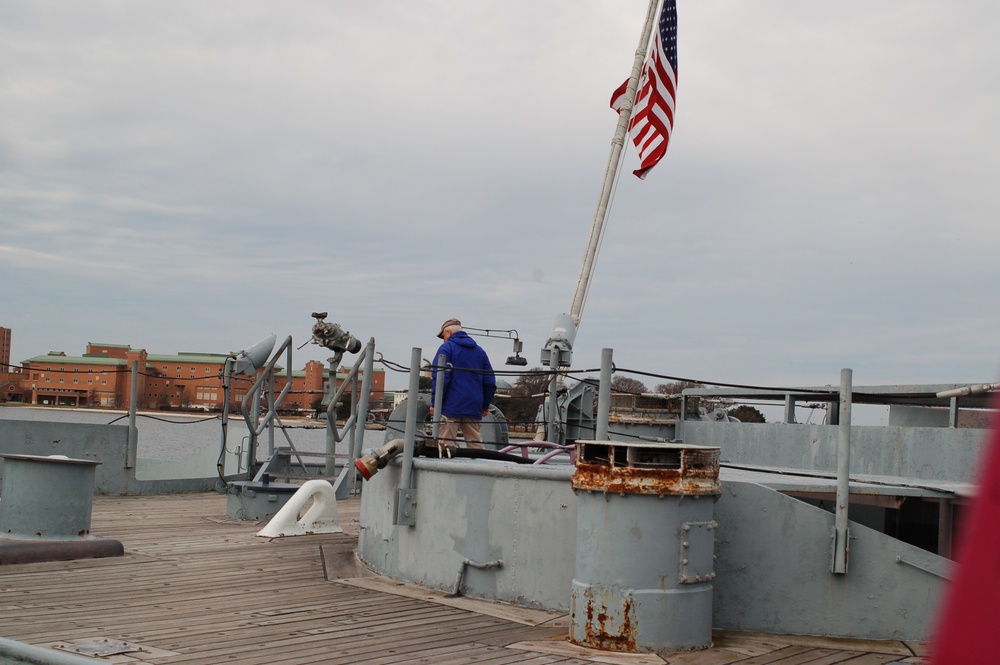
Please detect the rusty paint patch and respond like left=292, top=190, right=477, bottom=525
left=572, top=462, right=720, bottom=495
left=580, top=594, right=637, bottom=652
left=572, top=442, right=721, bottom=495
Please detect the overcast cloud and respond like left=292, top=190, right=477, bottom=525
left=2, top=0, right=998, bottom=395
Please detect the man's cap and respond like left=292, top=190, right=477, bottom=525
left=437, top=318, right=461, bottom=338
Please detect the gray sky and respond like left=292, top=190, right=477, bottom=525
left=2, top=1, right=998, bottom=394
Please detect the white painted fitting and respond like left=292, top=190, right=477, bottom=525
left=256, top=479, right=343, bottom=538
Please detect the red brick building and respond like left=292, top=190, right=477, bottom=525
left=0, top=326, right=23, bottom=403
left=8, top=335, right=383, bottom=413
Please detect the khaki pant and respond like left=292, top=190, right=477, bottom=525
left=439, top=417, right=484, bottom=450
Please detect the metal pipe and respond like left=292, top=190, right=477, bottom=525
left=783, top=394, right=796, bottom=424
left=218, top=357, right=234, bottom=480
left=833, top=368, right=852, bottom=574
left=240, top=335, right=294, bottom=479
left=596, top=348, right=613, bottom=440
left=546, top=352, right=561, bottom=444
left=431, top=353, right=445, bottom=449
left=411, top=456, right=573, bottom=481
left=447, top=558, right=504, bottom=598
left=935, top=383, right=999, bottom=399
left=895, top=555, right=950, bottom=580
left=333, top=340, right=376, bottom=497
left=324, top=356, right=340, bottom=476
left=0, top=636, right=102, bottom=665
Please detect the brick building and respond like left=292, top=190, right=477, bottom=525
left=5, top=332, right=383, bottom=413
left=0, top=326, right=23, bottom=403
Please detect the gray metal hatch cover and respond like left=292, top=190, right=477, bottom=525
left=54, top=638, right=144, bottom=657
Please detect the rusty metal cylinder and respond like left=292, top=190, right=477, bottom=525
left=569, top=441, right=721, bottom=655
left=0, top=454, right=101, bottom=541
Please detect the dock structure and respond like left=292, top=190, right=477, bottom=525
left=0, top=492, right=926, bottom=664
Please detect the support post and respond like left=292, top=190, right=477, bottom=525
left=431, top=353, right=445, bottom=445
left=938, top=499, right=954, bottom=559
left=783, top=394, right=796, bottom=424
left=569, top=0, right=663, bottom=324
left=332, top=339, right=376, bottom=499
left=395, top=347, right=422, bottom=526
left=546, top=351, right=562, bottom=444
left=596, top=349, right=613, bottom=440
left=948, top=396, right=960, bottom=428
left=127, top=360, right=138, bottom=469
left=832, top=368, right=852, bottom=574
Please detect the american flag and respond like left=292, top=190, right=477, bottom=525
left=610, top=0, right=678, bottom=179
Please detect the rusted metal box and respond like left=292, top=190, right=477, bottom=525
left=569, top=441, right=721, bottom=655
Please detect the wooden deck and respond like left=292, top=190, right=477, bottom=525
left=0, top=492, right=927, bottom=664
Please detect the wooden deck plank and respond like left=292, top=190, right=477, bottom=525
left=0, top=492, right=927, bottom=665
left=837, top=655, right=912, bottom=665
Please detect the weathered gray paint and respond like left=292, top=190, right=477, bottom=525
left=0, top=455, right=99, bottom=540
left=570, top=491, right=717, bottom=653
left=714, top=480, right=946, bottom=640
left=358, top=458, right=577, bottom=611
left=358, top=459, right=945, bottom=641
left=0, top=420, right=226, bottom=495
left=680, top=421, right=984, bottom=484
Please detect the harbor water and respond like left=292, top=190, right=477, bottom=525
left=0, top=405, right=388, bottom=480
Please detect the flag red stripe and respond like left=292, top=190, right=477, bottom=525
left=609, top=1, right=678, bottom=179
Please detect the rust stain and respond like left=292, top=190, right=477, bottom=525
left=581, top=595, right=637, bottom=652
left=572, top=461, right=720, bottom=495
left=572, top=443, right=721, bottom=495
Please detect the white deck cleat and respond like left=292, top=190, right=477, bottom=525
left=256, top=479, right=343, bottom=538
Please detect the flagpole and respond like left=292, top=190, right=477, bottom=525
left=569, top=0, right=663, bottom=326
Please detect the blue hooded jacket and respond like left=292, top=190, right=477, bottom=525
left=430, top=330, right=497, bottom=418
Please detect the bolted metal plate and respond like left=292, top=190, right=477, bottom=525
left=679, top=520, right=717, bottom=584
left=54, top=638, right=143, bottom=657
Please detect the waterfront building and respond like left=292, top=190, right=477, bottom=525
left=2, top=329, right=383, bottom=413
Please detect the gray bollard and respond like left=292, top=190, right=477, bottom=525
left=569, top=441, right=721, bottom=655
left=0, top=454, right=100, bottom=540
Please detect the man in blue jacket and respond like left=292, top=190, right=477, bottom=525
left=430, top=318, right=496, bottom=451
